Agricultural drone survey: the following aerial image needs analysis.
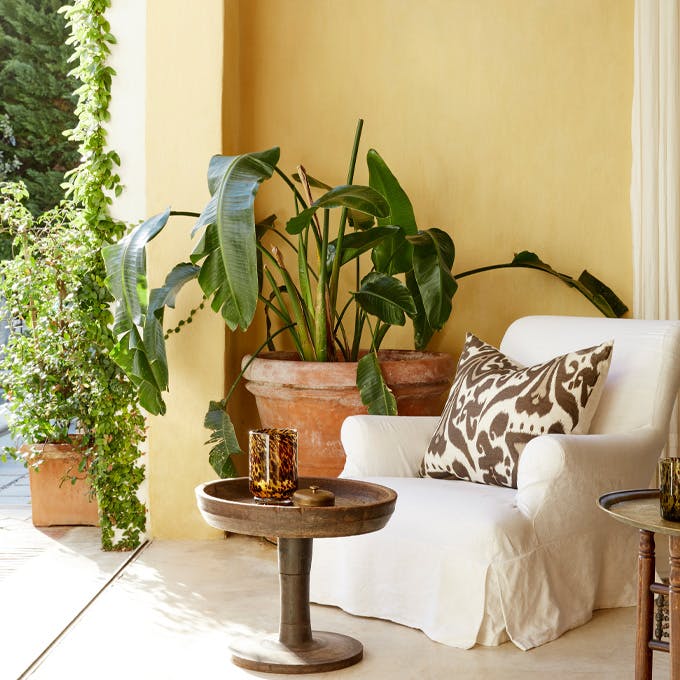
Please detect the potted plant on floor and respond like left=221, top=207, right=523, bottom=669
left=0, top=184, right=101, bottom=524
left=104, top=120, right=627, bottom=477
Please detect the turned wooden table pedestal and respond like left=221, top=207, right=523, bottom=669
left=599, top=489, right=680, bottom=680
left=195, top=476, right=397, bottom=675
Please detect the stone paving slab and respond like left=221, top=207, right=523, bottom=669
left=21, top=535, right=665, bottom=680
left=0, top=446, right=31, bottom=506
left=0, top=519, right=128, bottom=680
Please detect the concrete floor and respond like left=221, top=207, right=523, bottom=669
left=0, top=509, right=671, bottom=680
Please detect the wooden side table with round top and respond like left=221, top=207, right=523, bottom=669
left=599, top=488, right=680, bottom=680
left=195, top=476, right=397, bottom=675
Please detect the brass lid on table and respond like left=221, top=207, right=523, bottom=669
left=292, top=485, right=336, bottom=507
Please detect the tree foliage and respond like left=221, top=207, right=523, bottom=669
left=0, top=0, right=79, bottom=214
left=0, top=1, right=146, bottom=551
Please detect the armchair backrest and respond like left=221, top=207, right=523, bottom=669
left=500, top=316, right=680, bottom=435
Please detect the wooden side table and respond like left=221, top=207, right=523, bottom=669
left=195, top=476, right=397, bottom=675
left=599, top=489, right=680, bottom=679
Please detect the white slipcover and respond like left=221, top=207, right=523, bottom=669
left=310, top=316, right=680, bottom=650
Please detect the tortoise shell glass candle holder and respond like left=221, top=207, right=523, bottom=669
left=659, top=457, right=680, bottom=521
left=248, top=428, right=298, bottom=504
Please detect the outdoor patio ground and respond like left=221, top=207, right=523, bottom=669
left=0, top=497, right=672, bottom=680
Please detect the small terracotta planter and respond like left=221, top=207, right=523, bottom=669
left=23, top=443, right=99, bottom=527
left=242, top=350, right=455, bottom=477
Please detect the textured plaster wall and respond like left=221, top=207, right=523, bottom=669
left=224, top=0, right=635, bottom=447
left=143, top=0, right=633, bottom=537
left=145, top=0, right=225, bottom=538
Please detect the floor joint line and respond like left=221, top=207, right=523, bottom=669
left=18, top=538, right=152, bottom=678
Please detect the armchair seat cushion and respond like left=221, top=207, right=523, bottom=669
left=310, top=475, right=636, bottom=650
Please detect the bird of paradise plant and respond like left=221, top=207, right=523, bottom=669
left=103, top=120, right=627, bottom=476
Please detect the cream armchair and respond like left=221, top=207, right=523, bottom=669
left=309, top=316, right=680, bottom=650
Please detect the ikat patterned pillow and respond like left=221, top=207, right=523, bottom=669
left=421, top=333, right=613, bottom=488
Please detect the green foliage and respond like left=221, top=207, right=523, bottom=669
left=204, top=401, right=241, bottom=478
left=0, top=1, right=145, bottom=550
left=356, top=352, right=397, bottom=416
left=104, top=120, right=628, bottom=478
left=0, top=186, right=83, bottom=444
left=55, top=0, right=146, bottom=551
left=0, top=114, right=20, bottom=181
left=0, top=0, right=79, bottom=214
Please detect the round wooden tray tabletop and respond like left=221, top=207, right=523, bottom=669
left=195, top=477, right=397, bottom=539
left=598, top=488, right=680, bottom=537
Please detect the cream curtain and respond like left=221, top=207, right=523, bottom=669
left=631, top=0, right=680, bottom=456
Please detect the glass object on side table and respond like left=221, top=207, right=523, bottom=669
left=248, top=427, right=298, bottom=504
left=659, top=457, right=680, bottom=521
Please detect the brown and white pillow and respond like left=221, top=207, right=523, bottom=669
left=421, top=333, right=613, bottom=488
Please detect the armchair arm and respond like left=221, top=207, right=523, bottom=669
left=516, top=426, right=664, bottom=536
left=340, top=415, right=439, bottom=478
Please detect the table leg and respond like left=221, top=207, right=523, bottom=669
left=670, top=535, right=680, bottom=680
left=279, top=537, right=313, bottom=647
left=636, top=530, right=654, bottom=680
left=230, top=537, right=363, bottom=674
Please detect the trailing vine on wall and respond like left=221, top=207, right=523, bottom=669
left=59, top=0, right=146, bottom=550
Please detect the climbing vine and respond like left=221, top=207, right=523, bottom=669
left=59, top=0, right=146, bottom=550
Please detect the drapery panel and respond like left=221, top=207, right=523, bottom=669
left=632, top=0, right=680, bottom=456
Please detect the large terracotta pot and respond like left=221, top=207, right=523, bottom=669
left=242, top=350, right=455, bottom=477
left=22, top=442, right=99, bottom=527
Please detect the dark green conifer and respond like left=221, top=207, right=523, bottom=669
left=0, top=0, right=79, bottom=214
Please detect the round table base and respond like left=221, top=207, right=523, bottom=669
left=230, top=631, right=363, bottom=674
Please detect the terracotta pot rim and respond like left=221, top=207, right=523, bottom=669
left=20, top=441, right=84, bottom=461
left=242, top=349, right=456, bottom=389
left=244, top=349, right=452, bottom=363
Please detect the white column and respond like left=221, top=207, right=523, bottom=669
left=107, top=0, right=147, bottom=224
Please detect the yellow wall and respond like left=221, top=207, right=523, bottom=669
left=146, top=0, right=225, bottom=538
left=146, top=0, right=634, bottom=536
left=223, top=0, right=634, bottom=443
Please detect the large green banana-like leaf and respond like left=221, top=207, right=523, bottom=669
left=405, top=270, right=435, bottom=351
left=143, top=263, right=201, bottom=394
left=183, top=155, right=235, bottom=238
left=356, top=352, right=397, bottom=415
left=191, top=155, right=247, bottom=237
left=111, top=325, right=167, bottom=416
left=354, top=272, right=417, bottom=326
left=510, top=252, right=628, bottom=318
left=408, top=228, right=457, bottom=330
left=109, top=262, right=200, bottom=416
left=191, top=148, right=280, bottom=331
left=326, top=225, right=401, bottom=270
left=454, top=251, right=629, bottom=319
left=103, top=208, right=171, bottom=325
left=285, top=185, right=389, bottom=235
left=204, top=400, right=242, bottom=477
left=367, top=148, right=417, bottom=274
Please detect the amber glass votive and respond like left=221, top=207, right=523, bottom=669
left=659, top=457, right=680, bottom=521
left=248, top=428, right=298, bottom=504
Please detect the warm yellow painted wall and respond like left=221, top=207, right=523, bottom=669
left=145, top=0, right=634, bottom=537
left=225, top=0, right=634, bottom=442
left=146, top=0, right=225, bottom=538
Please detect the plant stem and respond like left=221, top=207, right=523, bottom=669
left=260, top=244, right=316, bottom=359
left=274, top=166, right=308, bottom=210
left=350, top=308, right=365, bottom=361
left=169, top=210, right=201, bottom=218
left=314, top=208, right=331, bottom=361
left=329, top=118, right=364, bottom=308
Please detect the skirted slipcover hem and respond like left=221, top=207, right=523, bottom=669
left=310, top=524, right=639, bottom=651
